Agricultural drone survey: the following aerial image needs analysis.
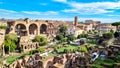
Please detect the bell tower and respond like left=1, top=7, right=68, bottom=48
left=74, top=16, right=78, bottom=26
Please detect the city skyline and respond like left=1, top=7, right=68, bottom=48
left=0, top=0, right=120, bottom=23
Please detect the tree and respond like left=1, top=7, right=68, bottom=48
left=56, top=34, right=64, bottom=40
left=61, top=38, right=67, bottom=42
left=34, top=35, right=48, bottom=46
left=56, top=34, right=67, bottom=43
left=37, top=47, right=45, bottom=53
left=110, top=29, right=114, bottom=33
left=5, top=33, right=18, bottom=42
left=79, top=39, right=86, bottom=45
left=58, top=24, right=68, bottom=36
left=4, top=40, right=16, bottom=53
left=4, top=33, right=18, bottom=54
left=79, top=46, right=88, bottom=52
left=94, top=30, right=99, bottom=34
left=112, top=22, right=120, bottom=31
left=67, top=34, right=76, bottom=42
left=103, top=32, right=114, bottom=40
left=78, top=22, right=84, bottom=24
left=77, top=34, right=88, bottom=38
left=114, top=31, right=120, bottom=38
left=98, top=38, right=104, bottom=44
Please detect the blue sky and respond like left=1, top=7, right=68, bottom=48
left=0, top=0, right=120, bottom=23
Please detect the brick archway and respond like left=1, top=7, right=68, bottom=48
left=29, top=23, right=38, bottom=35
left=40, top=24, right=47, bottom=34
left=15, top=24, right=27, bottom=36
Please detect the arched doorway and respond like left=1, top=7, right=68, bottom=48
left=29, top=24, right=38, bottom=35
left=40, top=24, right=47, bottom=34
left=15, top=24, right=27, bottom=36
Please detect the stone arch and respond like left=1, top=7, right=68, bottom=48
left=25, top=46, right=27, bottom=49
left=29, top=23, right=38, bottom=35
left=15, top=24, right=27, bottom=36
left=21, top=45, right=23, bottom=49
left=40, top=24, right=47, bottom=34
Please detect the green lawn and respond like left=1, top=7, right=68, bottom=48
left=6, top=56, right=20, bottom=64
left=86, top=39, right=98, bottom=45
left=58, top=45, right=78, bottom=52
left=0, top=56, right=2, bottom=58
left=93, top=58, right=115, bottom=67
left=91, top=64, right=104, bottom=68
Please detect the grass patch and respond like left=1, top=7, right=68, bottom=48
left=86, top=39, right=98, bottom=45
left=0, top=56, right=2, bottom=58
left=94, top=58, right=114, bottom=67
left=91, top=64, right=104, bottom=68
left=0, top=25, right=7, bottom=29
left=58, top=45, right=78, bottom=52
left=6, top=56, right=20, bottom=64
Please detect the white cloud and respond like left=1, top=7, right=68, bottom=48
left=0, top=9, right=17, bottom=14
left=53, top=0, right=67, bottom=3
left=0, top=9, right=58, bottom=19
left=107, top=14, right=120, bottom=16
left=22, top=11, right=41, bottom=15
left=62, top=9, right=113, bottom=14
left=62, top=1, right=120, bottom=14
left=46, top=11, right=58, bottom=15
left=21, top=11, right=58, bottom=15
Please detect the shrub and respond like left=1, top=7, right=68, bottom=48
left=63, top=49, right=67, bottom=53
left=37, top=47, right=45, bottom=53
left=103, top=32, right=114, bottom=40
left=67, top=34, right=76, bottom=42
left=79, top=46, right=88, bottom=53
left=56, top=34, right=64, bottom=40
left=77, top=34, right=88, bottom=38
left=79, top=39, right=86, bottom=45
left=29, top=50, right=39, bottom=55
left=34, top=35, right=48, bottom=46
left=0, top=25, right=7, bottom=29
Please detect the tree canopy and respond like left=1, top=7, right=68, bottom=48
left=5, top=33, right=18, bottom=42
left=4, top=40, right=16, bottom=52
left=103, top=32, right=114, bottom=40
left=77, top=34, right=88, bottom=38
left=67, top=34, right=76, bottom=42
left=112, top=22, right=120, bottom=26
left=4, top=33, right=18, bottom=53
left=114, top=31, right=120, bottom=38
left=34, top=35, right=48, bottom=46
left=56, top=34, right=64, bottom=41
left=0, top=25, right=7, bottom=29
left=58, top=24, right=68, bottom=36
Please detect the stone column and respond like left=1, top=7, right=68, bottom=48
left=2, top=44, right=5, bottom=56
left=26, top=26, right=29, bottom=36
left=38, top=25, right=40, bottom=35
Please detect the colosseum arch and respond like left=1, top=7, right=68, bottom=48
left=15, top=24, right=27, bottom=36
left=29, top=24, right=38, bottom=35
left=40, top=24, right=47, bottom=34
